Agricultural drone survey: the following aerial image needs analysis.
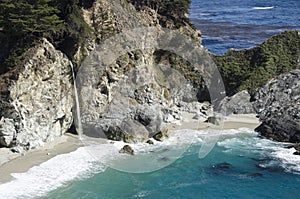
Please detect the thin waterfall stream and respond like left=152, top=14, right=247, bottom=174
left=70, top=61, right=83, bottom=139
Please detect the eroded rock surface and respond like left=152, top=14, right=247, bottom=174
left=0, top=39, right=73, bottom=151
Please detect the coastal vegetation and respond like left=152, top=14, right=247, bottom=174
left=127, top=0, right=193, bottom=28
left=213, top=30, right=300, bottom=96
left=0, top=0, right=92, bottom=74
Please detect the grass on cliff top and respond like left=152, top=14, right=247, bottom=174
left=213, top=30, right=300, bottom=96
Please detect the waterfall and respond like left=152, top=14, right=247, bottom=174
left=70, top=61, right=83, bottom=139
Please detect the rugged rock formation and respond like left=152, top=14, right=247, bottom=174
left=76, top=0, right=208, bottom=143
left=217, top=90, right=255, bottom=115
left=254, top=69, right=300, bottom=143
left=0, top=39, right=73, bottom=151
left=0, top=0, right=208, bottom=150
left=153, top=128, right=169, bottom=141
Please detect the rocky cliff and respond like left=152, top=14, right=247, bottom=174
left=0, top=0, right=208, bottom=150
left=0, top=39, right=73, bottom=151
left=253, top=70, right=300, bottom=143
left=76, top=0, right=210, bottom=142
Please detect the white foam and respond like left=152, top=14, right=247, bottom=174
left=0, top=147, right=107, bottom=199
left=0, top=128, right=275, bottom=198
left=252, top=6, right=274, bottom=10
left=271, top=147, right=300, bottom=174
left=217, top=132, right=300, bottom=174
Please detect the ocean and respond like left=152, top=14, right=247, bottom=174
left=1, top=0, right=300, bottom=198
left=190, top=0, right=300, bottom=54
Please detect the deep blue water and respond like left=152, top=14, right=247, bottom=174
left=190, top=0, right=300, bottom=54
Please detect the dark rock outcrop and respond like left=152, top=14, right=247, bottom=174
left=153, top=128, right=169, bottom=141
left=119, top=145, right=134, bottom=155
left=254, top=69, right=300, bottom=143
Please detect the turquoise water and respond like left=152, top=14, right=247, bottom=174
left=1, top=129, right=300, bottom=198
left=43, top=131, right=300, bottom=199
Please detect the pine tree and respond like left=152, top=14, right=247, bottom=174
left=0, top=0, right=62, bottom=39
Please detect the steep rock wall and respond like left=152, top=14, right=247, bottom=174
left=0, top=39, right=73, bottom=151
left=254, top=69, right=300, bottom=143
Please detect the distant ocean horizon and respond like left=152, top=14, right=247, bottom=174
left=0, top=0, right=300, bottom=198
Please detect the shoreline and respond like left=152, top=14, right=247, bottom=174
left=0, top=134, right=83, bottom=184
left=0, top=114, right=260, bottom=185
left=167, top=113, right=260, bottom=131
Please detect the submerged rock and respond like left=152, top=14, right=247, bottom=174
left=244, top=172, right=263, bottom=178
left=119, top=145, right=134, bottom=155
left=212, top=162, right=233, bottom=170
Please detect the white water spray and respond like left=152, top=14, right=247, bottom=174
left=70, top=61, right=83, bottom=139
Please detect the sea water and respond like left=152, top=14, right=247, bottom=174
left=0, top=0, right=300, bottom=198
left=190, top=0, right=300, bottom=54
left=1, top=129, right=300, bottom=199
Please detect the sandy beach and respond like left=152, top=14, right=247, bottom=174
left=167, top=113, right=260, bottom=131
left=0, top=114, right=260, bottom=185
left=0, top=134, right=83, bottom=184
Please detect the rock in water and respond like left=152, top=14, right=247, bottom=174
left=119, top=145, right=134, bottom=155
left=253, top=69, right=300, bottom=143
left=146, top=139, right=154, bottom=145
left=211, top=162, right=233, bottom=170
left=0, top=39, right=73, bottom=151
left=153, top=128, right=169, bottom=141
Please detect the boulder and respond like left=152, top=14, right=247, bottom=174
left=119, top=145, right=134, bottom=155
left=206, top=113, right=223, bottom=126
left=153, top=128, right=169, bottom=141
left=146, top=139, right=154, bottom=145
left=217, top=90, right=255, bottom=115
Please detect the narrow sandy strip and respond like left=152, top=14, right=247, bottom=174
left=0, top=134, right=83, bottom=184
left=167, top=113, right=260, bottom=131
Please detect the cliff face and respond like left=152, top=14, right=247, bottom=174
left=0, top=0, right=297, bottom=151
left=254, top=70, right=300, bottom=143
left=76, top=0, right=206, bottom=142
left=0, top=39, right=73, bottom=151
left=0, top=0, right=205, bottom=150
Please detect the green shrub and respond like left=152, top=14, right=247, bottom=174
left=213, top=30, right=300, bottom=95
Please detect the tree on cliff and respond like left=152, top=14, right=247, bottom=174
left=0, top=0, right=91, bottom=72
left=213, top=30, right=300, bottom=95
left=0, top=0, right=63, bottom=71
left=127, top=0, right=191, bottom=27
left=0, top=0, right=62, bottom=40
